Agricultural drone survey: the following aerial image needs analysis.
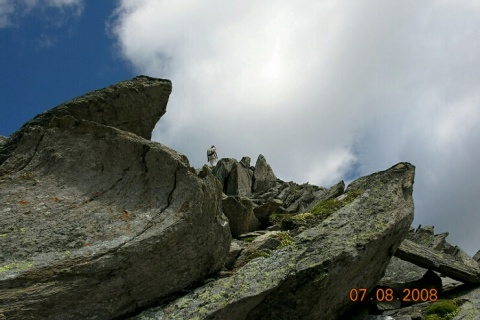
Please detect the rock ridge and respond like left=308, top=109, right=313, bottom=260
left=0, top=75, right=171, bottom=169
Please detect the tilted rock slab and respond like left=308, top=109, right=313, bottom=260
left=132, top=162, right=415, bottom=320
left=395, top=239, right=480, bottom=284
left=0, top=77, right=231, bottom=319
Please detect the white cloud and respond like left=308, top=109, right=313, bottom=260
left=0, top=0, right=83, bottom=28
left=0, top=0, right=15, bottom=28
left=112, top=1, right=480, bottom=255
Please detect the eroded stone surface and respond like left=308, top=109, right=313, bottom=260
left=0, top=77, right=231, bottom=320
left=132, top=162, right=415, bottom=320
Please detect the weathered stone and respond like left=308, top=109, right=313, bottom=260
left=325, top=179, right=345, bottom=199
left=0, top=76, right=171, bottom=169
left=301, top=180, right=344, bottom=213
left=432, top=232, right=449, bottom=251
left=135, top=162, right=415, bottom=320
left=395, top=239, right=480, bottom=284
left=408, top=225, right=435, bottom=247
left=442, top=242, right=480, bottom=270
left=225, top=241, right=244, bottom=270
left=379, top=256, right=428, bottom=286
left=0, top=136, right=6, bottom=148
left=239, top=156, right=251, bottom=169
left=252, top=154, right=277, bottom=194
left=453, top=286, right=480, bottom=319
left=212, top=158, right=236, bottom=192
left=377, top=269, right=442, bottom=311
left=222, top=196, right=261, bottom=238
left=211, top=158, right=252, bottom=196
left=0, top=77, right=231, bottom=320
left=253, top=198, right=283, bottom=225
left=227, top=160, right=253, bottom=197
left=237, top=231, right=268, bottom=239
left=474, top=250, right=480, bottom=265
left=233, top=231, right=282, bottom=269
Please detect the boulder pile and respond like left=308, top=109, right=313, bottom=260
left=1, top=76, right=478, bottom=320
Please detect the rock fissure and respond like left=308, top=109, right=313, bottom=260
left=141, top=145, right=150, bottom=173
left=16, top=131, right=45, bottom=173
left=139, top=167, right=178, bottom=235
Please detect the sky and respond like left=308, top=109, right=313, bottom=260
left=1, top=1, right=479, bottom=256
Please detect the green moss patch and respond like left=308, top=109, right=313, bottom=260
left=245, top=249, right=271, bottom=263
left=423, top=300, right=459, bottom=320
left=268, top=190, right=364, bottom=231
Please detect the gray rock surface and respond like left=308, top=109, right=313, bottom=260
left=133, top=162, right=415, bottom=320
left=453, top=286, right=480, bottom=319
left=252, top=154, right=277, bottom=194
left=232, top=231, right=281, bottom=269
left=227, top=160, right=253, bottom=197
left=0, top=136, right=6, bottom=148
left=212, top=158, right=236, bottom=193
left=212, top=157, right=252, bottom=196
left=0, top=76, right=171, bottom=170
left=0, top=77, right=231, bottom=320
left=253, top=198, right=283, bottom=225
left=395, top=239, right=480, bottom=284
left=222, top=196, right=260, bottom=237
left=474, top=250, right=480, bottom=265
left=225, top=241, right=244, bottom=270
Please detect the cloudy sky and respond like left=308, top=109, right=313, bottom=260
left=1, top=1, right=479, bottom=255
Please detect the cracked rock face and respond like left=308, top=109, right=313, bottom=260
left=0, top=77, right=231, bottom=320
left=133, top=162, right=415, bottom=320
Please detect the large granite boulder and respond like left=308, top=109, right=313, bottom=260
left=0, top=77, right=231, bottom=320
left=0, top=76, right=170, bottom=169
left=132, top=162, right=416, bottom=320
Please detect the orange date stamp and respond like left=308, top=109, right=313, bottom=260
left=349, top=288, right=438, bottom=302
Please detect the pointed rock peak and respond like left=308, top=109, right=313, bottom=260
left=253, top=154, right=277, bottom=194
left=0, top=76, right=171, bottom=167
left=53, top=75, right=171, bottom=140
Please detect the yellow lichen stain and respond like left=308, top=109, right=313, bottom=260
left=0, top=261, right=32, bottom=273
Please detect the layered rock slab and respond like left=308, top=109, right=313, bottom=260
left=0, top=77, right=231, bottom=319
left=395, top=239, right=480, bottom=284
left=133, top=162, right=415, bottom=320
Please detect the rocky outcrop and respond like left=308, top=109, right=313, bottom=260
left=0, top=76, right=171, bottom=170
left=252, top=154, right=277, bottom=194
left=222, top=196, right=260, bottom=237
left=232, top=231, right=282, bottom=270
left=253, top=198, right=283, bottom=225
left=132, top=162, right=415, bottom=320
left=0, top=77, right=231, bottom=320
left=345, top=225, right=480, bottom=319
left=474, top=250, right=480, bottom=265
left=212, top=158, right=253, bottom=197
left=395, top=239, right=480, bottom=284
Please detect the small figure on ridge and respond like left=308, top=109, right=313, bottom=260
left=207, top=145, right=218, bottom=167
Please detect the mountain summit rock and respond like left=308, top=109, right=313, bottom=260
left=1, top=77, right=478, bottom=320
left=0, top=76, right=230, bottom=319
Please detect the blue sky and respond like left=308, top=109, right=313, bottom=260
left=0, top=1, right=133, bottom=136
left=1, top=1, right=480, bottom=256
